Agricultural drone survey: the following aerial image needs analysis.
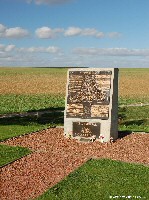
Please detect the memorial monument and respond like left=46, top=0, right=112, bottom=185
left=64, top=68, right=118, bottom=142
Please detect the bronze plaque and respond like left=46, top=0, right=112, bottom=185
left=91, top=105, right=109, bottom=119
left=66, top=70, right=111, bottom=119
left=73, top=122, right=100, bottom=138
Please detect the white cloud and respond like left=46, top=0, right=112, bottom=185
left=94, top=31, right=104, bottom=38
left=0, top=23, right=121, bottom=40
left=5, top=45, right=16, bottom=52
left=35, top=26, right=121, bottom=39
left=1, top=44, right=149, bottom=67
left=0, top=44, right=16, bottom=53
left=64, top=27, right=82, bottom=36
left=27, top=0, right=72, bottom=5
left=5, top=27, right=29, bottom=38
left=0, top=24, right=6, bottom=37
left=0, top=24, right=29, bottom=39
left=35, top=27, right=63, bottom=38
left=0, top=44, right=5, bottom=52
left=73, top=47, right=149, bottom=57
left=0, top=43, right=63, bottom=66
left=107, top=32, right=122, bottom=38
left=0, top=44, right=16, bottom=60
left=0, top=43, right=61, bottom=56
left=20, top=46, right=61, bottom=53
left=64, top=27, right=105, bottom=38
left=46, top=46, right=61, bottom=53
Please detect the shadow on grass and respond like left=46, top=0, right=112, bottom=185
left=118, top=130, right=132, bottom=139
left=118, top=106, right=127, bottom=121
left=0, top=108, right=64, bottom=126
left=120, top=119, right=148, bottom=126
left=26, top=106, right=64, bottom=113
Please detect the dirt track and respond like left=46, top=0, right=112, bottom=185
left=1, top=128, right=149, bottom=200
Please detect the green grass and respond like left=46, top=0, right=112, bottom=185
left=119, top=97, right=149, bottom=105
left=119, top=68, right=149, bottom=72
left=0, top=112, right=64, bottom=141
left=35, top=159, right=149, bottom=200
left=0, top=67, right=67, bottom=76
left=0, top=124, right=49, bottom=141
left=118, top=106, right=149, bottom=132
left=1, top=94, right=149, bottom=115
left=0, top=100, right=148, bottom=142
left=0, top=144, right=31, bottom=167
left=0, top=94, right=64, bottom=114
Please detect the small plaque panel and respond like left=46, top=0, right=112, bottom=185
left=73, top=122, right=100, bottom=138
left=66, top=70, right=112, bottom=119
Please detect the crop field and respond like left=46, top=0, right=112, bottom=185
left=0, top=67, right=67, bottom=95
left=0, top=67, right=149, bottom=98
left=119, top=68, right=149, bottom=104
left=119, top=68, right=149, bottom=98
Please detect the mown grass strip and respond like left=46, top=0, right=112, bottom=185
left=0, top=94, right=65, bottom=114
left=119, top=105, right=149, bottom=120
left=0, top=112, right=64, bottom=141
left=119, top=122, right=149, bottom=132
left=118, top=106, right=149, bottom=132
left=0, top=102, right=148, bottom=142
left=0, top=144, right=31, bottom=167
left=35, top=159, right=149, bottom=200
left=119, top=97, right=149, bottom=105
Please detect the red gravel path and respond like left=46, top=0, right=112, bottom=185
left=0, top=128, right=149, bottom=200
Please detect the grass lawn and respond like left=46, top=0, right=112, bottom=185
left=0, top=144, right=31, bottom=167
left=0, top=112, right=63, bottom=166
left=36, top=159, right=149, bottom=200
left=0, top=94, right=65, bottom=114
left=118, top=106, right=149, bottom=132
left=0, top=112, right=64, bottom=141
left=119, top=97, right=149, bottom=105
left=0, top=105, right=148, bottom=142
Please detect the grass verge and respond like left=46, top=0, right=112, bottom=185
left=0, top=112, right=64, bottom=141
left=36, top=159, right=149, bottom=200
left=0, top=144, right=31, bottom=167
left=0, top=94, right=65, bottom=114
left=119, top=97, right=149, bottom=105
left=118, top=106, right=149, bottom=132
left=0, top=103, right=148, bottom=142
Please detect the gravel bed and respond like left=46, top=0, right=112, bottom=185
left=0, top=128, right=149, bottom=200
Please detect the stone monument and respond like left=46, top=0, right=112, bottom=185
left=64, top=68, right=118, bottom=142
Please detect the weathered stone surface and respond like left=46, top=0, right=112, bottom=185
left=64, top=68, right=119, bottom=142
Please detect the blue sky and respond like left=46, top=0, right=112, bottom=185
left=0, top=0, right=149, bottom=67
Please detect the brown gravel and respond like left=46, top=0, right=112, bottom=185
left=0, top=128, right=149, bottom=200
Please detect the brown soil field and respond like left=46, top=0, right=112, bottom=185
left=0, top=68, right=149, bottom=98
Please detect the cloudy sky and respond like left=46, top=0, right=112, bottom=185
left=0, top=0, right=149, bottom=67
